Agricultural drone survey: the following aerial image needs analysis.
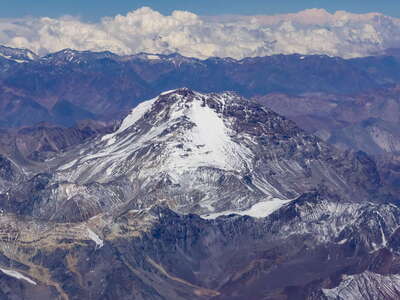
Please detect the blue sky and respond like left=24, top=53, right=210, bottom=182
left=1, top=0, right=399, bottom=20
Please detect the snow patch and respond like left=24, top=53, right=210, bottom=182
left=26, top=52, right=35, bottom=60
left=161, top=93, right=254, bottom=178
left=101, top=97, right=156, bottom=144
left=0, top=268, right=37, bottom=285
left=86, top=228, right=104, bottom=248
left=380, top=225, right=388, bottom=247
left=0, top=53, right=26, bottom=63
left=146, top=54, right=160, bottom=60
left=58, top=159, right=78, bottom=171
left=160, top=89, right=179, bottom=95
left=202, top=198, right=291, bottom=219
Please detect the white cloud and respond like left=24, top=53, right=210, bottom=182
left=0, top=7, right=400, bottom=59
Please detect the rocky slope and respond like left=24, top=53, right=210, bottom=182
left=0, top=190, right=399, bottom=299
left=256, top=86, right=400, bottom=156
left=0, top=121, right=117, bottom=202
left=256, top=87, right=400, bottom=199
left=0, top=120, right=117, bottom=164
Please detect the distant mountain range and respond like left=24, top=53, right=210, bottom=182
left=1, top=45, right=400, bottom=127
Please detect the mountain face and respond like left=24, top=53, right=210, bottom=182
left=1, top=88, right=379, bottom=222
left=255, top=87, right=400, bottom=203
left=256, top=86, right=400, bottom=156
left=1, top=46, right=400, bottom=128
left=0, top=155, right=26, bottom=194
left=0, top=120, right=117, bottom=164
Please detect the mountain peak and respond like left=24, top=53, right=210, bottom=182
left=0, top=45, right=38, bottom=63
left=53, top=89, right=380, bottom=217
left=100, top=88, right=252, bottom=178
left=42, top=48, right=117, bottom=64
left=159, top=87, right=196, bottom=97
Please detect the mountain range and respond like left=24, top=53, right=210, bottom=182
left=1, top=45, right=400, bottom=128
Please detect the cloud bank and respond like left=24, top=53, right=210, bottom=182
left=1, top=7, right=400, bottom=59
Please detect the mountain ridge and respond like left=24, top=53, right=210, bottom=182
left=1, top=45, right=400, bottom=130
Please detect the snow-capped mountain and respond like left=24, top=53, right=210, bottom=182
left=41, top=48, right=117, bottom=65
left=30, top=88, right=378, bottom=220
left=321, top=272, right=400, bottom=300
left=0, top=45, right=38, bottom=63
